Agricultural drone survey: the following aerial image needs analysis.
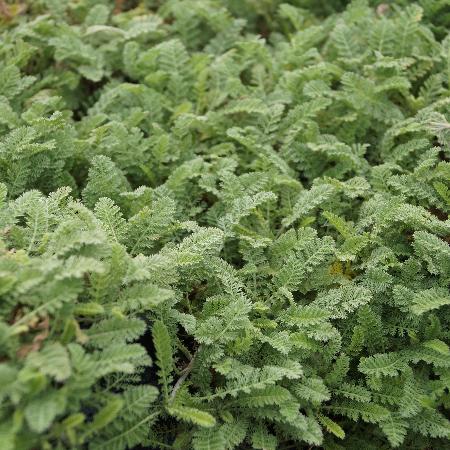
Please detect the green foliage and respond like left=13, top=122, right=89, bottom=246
left=0, top=0, right=449, bottom=449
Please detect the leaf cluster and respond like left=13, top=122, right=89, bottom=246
left=0, top=1, right=449, bottom=449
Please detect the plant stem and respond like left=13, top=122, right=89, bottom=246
left=169, top=345, right=201, bottom=403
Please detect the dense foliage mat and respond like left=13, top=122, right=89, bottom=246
left=0, top=0, right=450, bottom=449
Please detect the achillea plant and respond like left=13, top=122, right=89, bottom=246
left=0, top=1, right=449, bottom=449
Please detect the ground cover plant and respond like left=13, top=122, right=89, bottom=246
left=0, top=0, right=449, bottom=448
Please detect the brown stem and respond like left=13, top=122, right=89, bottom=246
left=0, top=0, right=12, bottom=19
left=113, top=0, right=124, bottom=14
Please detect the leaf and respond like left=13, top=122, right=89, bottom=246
left=168, top=406, right=216, bottom=428
left=192, top=428, right=226, bottom=450
left=218, top=191, right=277, bottom=235
left=121, top=386, right=159, bottom=416
left=410, top=288, right=450, bottom=315
left=422, top=339, right=449, bottom=355
left=283, top=184, right=335, bottom=227
left=282, top=305, right=330, bottom=327
left=327, top=401, right=390, bottom=423
left=379, top=415, right=408, bottom=447
left=317, top=414, right=345, bottom=439
left=294, top=378, right=330, bottom=404
left=25, top=391, right=65, bottom=433
left=27, top=343, right=71, bottom=381
left=223, top=98, right=269, bottom=116
left=86, top=318, right=146, bottom=348
left=251, top=425, right=278, bottom=450
left=96, top=343, right=151, bottom=375
left=358, top=352, right=409, bottom=377
left=0, top=420, right=16, bottom=450
left=275, top=229, right=335, bottom=291
left=220, top=420, right=248, bottom=449
left=334, top=383, right=371, bottom=403
left=312, top=284, right=372, bottom=319
left=152, top=320, right=173, bottom=401
left=410, top=408, right=450, bottom=438
left=82, top=156, right=130, bottom=209
left=74, top=302, right=105, bottom=316
left=94, top=197, right=126, bottom=243
left=237, top=385, right=292, bottom=407
left=127, top=196, right=177, bottom=254
left=85, top=397, right=124, bottom=436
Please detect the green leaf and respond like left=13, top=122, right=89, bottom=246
left=359, top=352, right=409, bottom=377
left=85, top=397, right=124, bottom=437
left=237, top=385, right=292, bottom=407
left=152, top=320, right=173, bottom=401
left=192, top=428, right=226, bottom=450
left=410, top=288, right=450, bottom=315
left=327, top=401, right=390, bottom=424
left=379, top=415, right=408, bottom=447
left=168, top=406, right=216, bottom=428
left=25, top=391, right=65, bottom=433
left=251, top=425, right=277, bottom=450
left=293, top=378, right=330, bottom=404
left=317, top=414, right=345, bottom=439
left=27, top=343, right=71, bottom=381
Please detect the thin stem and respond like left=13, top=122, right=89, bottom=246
left=169, top=345, right=201, bottom=403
